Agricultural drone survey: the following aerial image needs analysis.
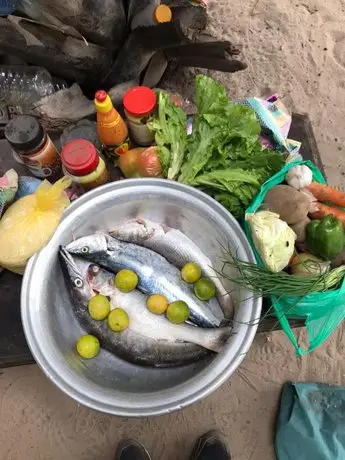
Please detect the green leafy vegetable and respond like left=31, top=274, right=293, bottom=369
left=148, top=92, right=187, bottom=180
left=190, top=168, right=267, bottom=218
left=178, top=75, right=285, bottom=218
left=219, top=251, right=345, bottom=297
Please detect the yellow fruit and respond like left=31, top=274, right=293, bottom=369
left=76, top=335, right=100, bottom=359
left=166, top=301, right=190, bottom=324
left=146, top=294, right=169, bottom=314
left=88, top=294, right=111, bottom=320
left=194, top=278, right=216, bottom=301
left=115, top=269, right=138, bottom=292
left=108, top=308, right=130, bottom=332
left=181, top=262, right=201, bottom=284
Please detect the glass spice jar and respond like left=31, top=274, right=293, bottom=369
left=123, top=86, right=157, bottom=147
left=4, top=115, right=62, bottom=180
left=61, top=139, right=109, bottom=192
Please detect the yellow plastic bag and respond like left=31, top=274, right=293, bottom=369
left=0, top=176, right=72, bottom=274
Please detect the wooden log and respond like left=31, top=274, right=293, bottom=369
left=0, top=17, right=112, bottom=89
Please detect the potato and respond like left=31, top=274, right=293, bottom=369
left=290, top=217, right=310, bottom=243
left=264, top=185, right=310, bottom=224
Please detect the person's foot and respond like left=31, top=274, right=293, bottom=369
left=190, top=430, right=231, bottom=460
left=115, top=439, right=151, bottom=460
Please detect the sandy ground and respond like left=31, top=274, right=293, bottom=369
left=2, top=0, right=345, bottom=459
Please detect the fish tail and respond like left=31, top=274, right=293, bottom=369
left=204, top=327, right=233, bottom=353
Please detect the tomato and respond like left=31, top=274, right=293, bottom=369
left=137, top=146, right=162, bottom=178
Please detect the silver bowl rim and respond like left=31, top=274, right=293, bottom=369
left=21, top=178, right=262, bottom=416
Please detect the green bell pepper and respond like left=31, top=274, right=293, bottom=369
left=306, top=215, right=345, bottom=260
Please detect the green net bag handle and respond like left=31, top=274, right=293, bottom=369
left=244, top=160, right=345, bottom=354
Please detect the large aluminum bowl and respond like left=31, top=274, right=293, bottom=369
left=22, top=179, right=261, bottom=416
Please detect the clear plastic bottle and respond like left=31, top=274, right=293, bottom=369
left=0, top=66, right=59, bottom=106
left=0, top=0, right=17, bottom=16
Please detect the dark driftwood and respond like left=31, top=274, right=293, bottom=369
left=102, top=21, right=187, bottom=88
left=0, top=17, right=112, bottom=88
left=17, top=0, right=127, bottom=48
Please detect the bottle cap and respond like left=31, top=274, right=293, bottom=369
left=154, top=4, right=172, bottom=23
left=5, top=115, right=45, bottom=154
left=61, top=139, right=99, bottom=176
left=123, top=87, right=157, bottom=117
left=94, top=90, right=113, bottom=113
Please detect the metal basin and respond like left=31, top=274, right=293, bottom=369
left=21, top=179, right=261, bottom=416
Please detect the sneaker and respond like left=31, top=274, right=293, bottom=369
left=190, top=430, right=231, bottom=460
left=115, top=439, right=151, bottom=460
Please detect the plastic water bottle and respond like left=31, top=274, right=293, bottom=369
left=0, top=0, right=17, bottom=16
left=0, top=66, right=57, bottom=106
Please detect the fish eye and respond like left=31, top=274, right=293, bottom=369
left=90, top=265, right=100, bottom=275
left=81, top=246, right=89, bottom=254
left=74, top=278, right=83, bottom=288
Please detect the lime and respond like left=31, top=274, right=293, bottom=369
left=147, top=294, right=169, bottom=314
left=181, top=262, right=202, bottom=284
left=166, top=301, right=190, bottom=324
left=88, top=294, right=110, bottom=320
left=194, top=278, right=216, bottom=301
left=76, top=335, right=100, bottom=359
left=115, top=269, right=138, bottom=292
left=108, top=308, right=130, bottom=332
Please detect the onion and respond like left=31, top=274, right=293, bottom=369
left=137, top=146, right=162, bottom=178
left=290, top=253, right=330, bottom=276
left=119, top=148, right=144, bottom=178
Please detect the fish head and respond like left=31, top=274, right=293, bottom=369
left=87, top=264, right=116, bottom=297
left=110, top=218, right=165, bottom=243
left=64, top=233, right=108, bottom=261
left=59, top=247, right=94, bottom=304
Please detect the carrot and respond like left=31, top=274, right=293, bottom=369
left=306, top=182, right=345, bottom=207
left=310, top=202, right=345, bottom=226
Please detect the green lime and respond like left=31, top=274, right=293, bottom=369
left=115, top=269, right=138, bottom=292
left=194, top=278, right=216, bottom=301
left=147, top=294, right=169, bottom=314
left=181, top=262, right=202, bottom=284
left=88, top=294, right=111, bottom=320
left=76, top=335, right=100, bottom=359
left=108, top=308, right=130, bottom=332
left=166, top=301, right=190, bottom=324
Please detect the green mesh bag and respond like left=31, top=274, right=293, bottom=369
left=245, top=160, right=345, bottom=355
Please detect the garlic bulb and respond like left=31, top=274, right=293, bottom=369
left=286, top=165, right=313, bottom=190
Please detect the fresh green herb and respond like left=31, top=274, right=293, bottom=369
left=219, top=252, right=345, bottom=297
left=177, top=75, right=285, bottom=218
left=148, top=92, right=187, bottom=180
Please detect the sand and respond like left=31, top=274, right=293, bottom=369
left=2, top=0, right=345, bottom=458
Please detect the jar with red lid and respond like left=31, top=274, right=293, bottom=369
left=123, top=86, right=157, bottom=146
left=61, top=139, right=109, bottom=192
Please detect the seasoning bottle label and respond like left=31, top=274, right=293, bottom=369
left=114, top=141, right=130, bottom=156
left=18, top=141, right=61, bottom=179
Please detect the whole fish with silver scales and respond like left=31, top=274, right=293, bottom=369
left=65, top=233, right=225, bottom=328
left=59, top=249, right=232, bottom=367
left=109, top=217, right=234, bottom=318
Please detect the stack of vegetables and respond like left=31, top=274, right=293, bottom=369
left=118, top=75, right=285, bottom=219
left=220, top=162, right=345, bottom=296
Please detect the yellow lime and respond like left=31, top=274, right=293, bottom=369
left=194, top=278, right=216, bottom=301
left=76, top=335, right=100, bottom=359
left=115, top=269, right=138, bottom=292
left=181, top=262, right=202, bottom=284
left=88, top=294, right=111, bottom=320
left=166, top=301, right=190, bottom=324
left=108, top=308, right=130, bottom=332
left=146, top=294, right=169, bottom=314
